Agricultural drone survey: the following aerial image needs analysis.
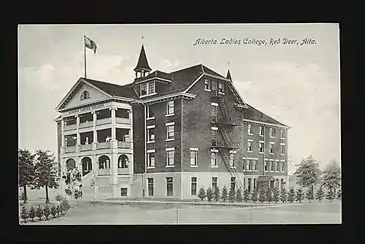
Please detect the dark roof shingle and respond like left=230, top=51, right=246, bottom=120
left=85, top=78, right=139, bottom=99
left=245, top=104, right=287, bottom=126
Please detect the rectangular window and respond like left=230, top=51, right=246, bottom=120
left=277, top=161, right=281, bottom=171
left=242, top=159, right=245, bottom=170
left=140, top=83, right=147, bottom=96
left=166, top=150, right=174, bottom=166
left=248, top=141, right=253, bottom=152
left=270, top=128, right=276, bottom=137
left=148, top=81, right=155, bottom=94
left=248, top=124, right=253, bottom=135
left=212, top=177, right=218, bottom=189
left=212, top=129, right=218, bottom=146
left=147, top=127, right=155, bottom=142
left=248, top=178, right=252, bottom=192
left=259, top=126, right=264, bottom=136
left=167, top=125, right=174, bottom=140
left=259, top=142, right=264, bottom=153
left=218, top=82, right=224, bottom=93
left=148, top=178, right=154, bottom=196
left=191, top=177, right=197, bottom=195
left=231, top=177, right=236, bottom=191
left=211, top=80, right=217, bottom=91
left=247, top=159, right=252, bottom=170
left=190, top=150, right=198, bottom=166
left=166, top=177, right=173, bottom=196
left=147, top=105, right=155, bottom=119
left=254, top=178, right=257, bottom=189
left=120, top=188, right=128, bottom=196
left=167, top=101, right=174, bottom=115
left=204, top=79, right=210, bottom=91
left=229, top=153, right=234, bottom=167
left=281, top=129, right=286, bottom=139
left=282, top=162, right=285, bottom=171
left=253, top=160, right=257, bottom=171
left=264, top=161, right=268, bottom=171
left=147, top=151, right=155, bottom=168
left=271, top=161, right=275, bottom=171
left=270, top=143, right=274, bottom=154
left=211, top=152, right=217, bottom=166
left=211, top=105, right=217, bottom=121
left=280, top=144, right=285, bottom=155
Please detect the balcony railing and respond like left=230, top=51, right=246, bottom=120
left=98, top=168, right=111, bottom=176
left=118, top=141, right=132, bottom=149
left=80, top=144, right=92, bottom=151
left=79, top=121, right=93, bottom=129
left=64, top=124, right=76, bottom=131
left=116, top=117, right=131, bottom=125
left=117, top=168, right=129, bottom=175
left=65, top=146, right=76, bottom=153
left=96, top=118, right=112, bottom=126
left=97, top=142, right=110, bottom=149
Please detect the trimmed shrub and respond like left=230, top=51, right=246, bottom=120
left=296, top=188, right=304, bottom=203
left=221, top=186, right=228, bottom=202
left=61, top=199, right=71, bottom=212
left=29, top=206, right=36, bottom=221
left=36, top=205, right=43, bottom=221
left=206, top=187, right=214, bottom=202
left=213, top=186, right=220, bottom=201
left=20, top=205, right=29, bottom=222
left=236, top=188, right=243, bottom=202
left=266, top=188, right=273, bottom=203
left=43, top=204, right=51, bottom=220
left=51, top=205, right=57, bottom=218
left=288, top=188, right=295, bottom=203
left=228, top=187, right=236, bottom=202
left=258, top=188, right=266, bottom=203
left=243, top=189, right=250, bottom=203
left=197, top=187, right=206, bottom=201
left=315, top=187, right=325, bottom=202
left=56, top=205, right=61, bottom=215
left=273, top=187, right=280, bottom=203
left=280, top=189, right=287, bottom=203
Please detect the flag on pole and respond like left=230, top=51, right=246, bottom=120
left=84, top=35, right=97, bottom=54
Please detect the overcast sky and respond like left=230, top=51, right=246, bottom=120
left=18, top=24, right=340, bottom=174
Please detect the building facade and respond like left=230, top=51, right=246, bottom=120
left=55, top=45, right=290, bottom=199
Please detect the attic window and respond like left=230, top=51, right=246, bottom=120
left=80, top=90, right=90, bottom=100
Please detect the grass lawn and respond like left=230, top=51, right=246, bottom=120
left=21, top=199, right=341, bottom=225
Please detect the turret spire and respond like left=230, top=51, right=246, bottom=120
left=134, top=44, right=152, bottom=76
left=226, top=69, right=232, bottom=81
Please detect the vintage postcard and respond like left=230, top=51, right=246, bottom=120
left=18, top=23, right=341, bottom=225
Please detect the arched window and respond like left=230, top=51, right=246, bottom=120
left=98, top=155, right=110, bottom=169
left=66, top=158, right=76, bottom=172
left=80, top=90, right=90, bottom=100
left=81, top=157, right=92, bottom=176
left=118, top=155, right=129, bottom=168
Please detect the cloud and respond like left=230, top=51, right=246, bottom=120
left=157, top=59, right=184, bottom=72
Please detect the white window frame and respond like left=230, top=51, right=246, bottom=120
left=147, top=125, right=155, bottom=143
left=264, top=160, right=268, bottom=172
left=147, top=149, right=155, bottom=168
left=191, top=177, right=198, bottom=195
left=281, top=160, right=285, bottom=171
left=247, top=139, right=253, bottom=152
left=242, top=159, right=246, bottom=170
left=190, top=148, right=198, bottom=167
left=147, top=178, right=154, bottom=196
left=280, top=143, right=285, bottom=155
left=253, top=160, right=257, bottom=171
left=218, top=82, right=225, bottom=94
left=140, top=81, right=157, bottom=97
left=259, top=141, right=265, bottom=154
left=248, top=124, right=253, bottom=135
left=246, top=159, right=251, bottom=171
left=229, top=153, right=235, bottom=168
left=259, top=126, right=264, bottom=136
left=166, top=122, right=175, bottom=141
left=204, top=79, right=211, bottom=91
left=146, top=105, right=155, bottom=120
left=166, top=100, right=175, bottom=116
left=281, top=129, right=286, bottom=139
left=211, top=152, right=218, bottom=168
left=269, top=142, right=275, bottom=154
left=276, top=161, right=281, bottom=172
left=166, top=148, right=175, bottom=167
left=270, top=127, right=276, bottom=138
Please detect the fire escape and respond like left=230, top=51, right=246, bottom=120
left=211, top=88, right=244, bottom=190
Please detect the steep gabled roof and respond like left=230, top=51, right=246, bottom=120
left=85, top=78, right=139, bottom=99
left=134, top=45, right=152, bottom=72
left=245, top=103, right=288, bottom=127
left=135, top=70, right=173, bottom=83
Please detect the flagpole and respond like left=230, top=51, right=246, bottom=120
left=84, top=35, right=87, bottom=79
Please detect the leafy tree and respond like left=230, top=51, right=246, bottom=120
left=29, top=206, right=36, bottom=221
left=288, top=188, right=295, bottom=203
left=243, top=189, right=250, bottom=203
left=18, top=149, right=35, bottom=204
left=51, top=205, right=57, bottom=218
left=236, top=188, right=243, bottom=202
left=266, top=188, right=273, bottom=203
left=228, top=187, right=236, bottom=202
left=197, top=187, right=206, bottom=201
left=36, top=205, right=43, bottom=221
left=221, top=186, right=228, bottom=202
left=20, top=205, right=29, bottom=222
left=326, top=188, right=335, bottom=202
left=337, top=188, right=342, bottom=200
left=306, top=187, right=314, bottom=202
left=43, top=204, right=51, bottom=220
left=296, top=188, right=304, bottom=203
left=315, top=187, right=325, bottom=202
left=273, top=187, right=280, bottom=203
left=251, top=188, right=258, bottom=203
left=321, top=160, right=341, bottom=196
left=294, top=155, right=322, bottom=194
left=280, top=188, right=287, bottom=203
left=206, top=187, right=214, bottom=202
left=32, top=150, right=59, bottom=204
left=213, top=186, right=220, bottom=201
left=258, top=188, right=266, bottom=203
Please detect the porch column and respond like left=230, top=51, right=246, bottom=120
left=129, top=109, right=133, bottom=143
left=110, top=107, right=117, bottom=141
left=76, top=115, right=80, bottom=153
left=111, top=152, right=118, bottom=198
left=61, top=119, right=65, bottom=147
left=92, top=111, right=97, bottom=150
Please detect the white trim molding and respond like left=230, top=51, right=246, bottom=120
left=211, top=127, right=218, bottom=131
left=146, top=149, right=155, bottom=153
left=211, top=102, right=219, bottom=107
left=146, top=125, right=155, bottom=129
left=166, top=147, right=175, bottom=151
left=166, top=122, right=175, bottom=126
left=242, top=118, right=291, bottom=129
left=190, top=148, right=199, bottom=151
left=211, top=149, right=219, bottom=153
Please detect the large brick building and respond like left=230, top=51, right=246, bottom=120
left=55, top=45, right=290, bottom=199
